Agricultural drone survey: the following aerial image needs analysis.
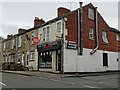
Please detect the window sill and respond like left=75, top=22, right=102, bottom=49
left=29, top=59, right=35, bottom=61
left=102, top=42, right=109, bottom=45
left=89, top=38, right=94, bottom=41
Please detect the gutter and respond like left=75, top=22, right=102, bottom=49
left=90, top=7, right=98, bottom=55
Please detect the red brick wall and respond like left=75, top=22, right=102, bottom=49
left=65, top=3, right=118, bottom=52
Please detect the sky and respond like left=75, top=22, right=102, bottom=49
left=0, top=1, right=119, bottom=38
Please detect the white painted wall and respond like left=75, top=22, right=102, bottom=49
left=63, top=48, right=118, bottom=73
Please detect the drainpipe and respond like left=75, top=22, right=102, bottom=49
left=61, top=18, right=65, bottom=73
left=90, top=7, right=98, bottom=55
left=78, top=2, right=83, bottom=55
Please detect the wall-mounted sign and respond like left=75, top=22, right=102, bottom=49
left=33, top=37, right=40, bottom=45
left=37, top=40, right=61, bottom=52
left=66, top=41, right=77, bottom=49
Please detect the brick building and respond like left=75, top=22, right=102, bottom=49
left=2, top=3, right=120, bottom=73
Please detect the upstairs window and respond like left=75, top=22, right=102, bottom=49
left=11, top=39, right=15, bottom=49
left=46, top=26, right=50, bottom=41
left=102, top=31, right=108, bottom=43
left=57, top=22, right=62, bottom=33
left=116, top=34, right=120, bottom=41
left=89, top=28, right=94, bottom=39
left=18, top=36, right=21, bottom=47
left=43, top=28, right=46, bottom=42
left=88, top=8, right=94, bottom=20
left=3, top=42, right=6, bottom=50
left=31, top=32, right=35, bottom=44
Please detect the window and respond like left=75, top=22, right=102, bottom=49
left=102, top=31, right=108, bottom=43
left=18, top=54, right=21, bottom=63
left=18, top=36, right=21, bottom=47
left=43, top=28, right=46, bottom=41
left=57, top=22, right=62, bottom=33
left=11, top=39, right=14, bottom=49
left=46, top=26, right=50, bottom=41
left=89, top=28, right=94, bottom=39
left=3, top=42, right=6, bottom=50
left=30, top=51, right=35, bottom=60
left=31, top=32, right=35, bottom=44
left=88, top=8, right=94, bottom=20
left=103, top=53, right=108, bottom=66
left=116, top=34, right=120, bottom=41
left=26, top=51, right=29, bottom=66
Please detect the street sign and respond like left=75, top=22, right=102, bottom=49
left=33, top=37, right=40, bottom=45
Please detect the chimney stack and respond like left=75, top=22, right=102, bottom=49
left=57, top=7, right=70, bottom=17
left=34, top=17, right=45, bottom=27
left=18, top=28, right=26, bottom=34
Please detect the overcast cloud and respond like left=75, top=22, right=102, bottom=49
left=0, top=2, right=119, bottom=38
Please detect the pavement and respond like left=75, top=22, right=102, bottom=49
left=1, top=70, right=120, bottom=78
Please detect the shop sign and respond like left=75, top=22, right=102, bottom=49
left=66, top=41, right=77, bottom=49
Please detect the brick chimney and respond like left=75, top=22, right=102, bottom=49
left=34, top=17, right=45, bottom=27
left=18, top=28, right=26, bottom=34
left=57, top=7, right=70, bottom=17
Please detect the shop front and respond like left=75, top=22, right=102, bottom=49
left=37, top=40, right=62, bottom=72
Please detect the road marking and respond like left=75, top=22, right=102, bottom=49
left=98, top=82, right=104, bottom=84
left=83, top=85, right=97, bottom=88
left=0, top=82, right=6, bottom=86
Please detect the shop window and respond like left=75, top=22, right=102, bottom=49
left=40, top=52, right=52, bottom=68
left=88, top=8, right=94, bottom=20
left=89, top=28, right=94, bottom=39
left=102, top=31, right=108, bottom=43
left=103, top=53, right=108, bottom=66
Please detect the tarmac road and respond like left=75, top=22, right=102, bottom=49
left=1, top=72, right=119, bottom=89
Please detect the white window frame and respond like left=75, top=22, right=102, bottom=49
left=89, top=28, right=94, bottom=39
left=30, top=51, right=35, bottom=60
left=43, top=27, right=46, bottom=42
left=102, top=31, right=109, bottom=43
left=11, top=39, right=14, bottom=49
left=3, top=42, right=6, bottom=51
left=18, top=53, right=21, bottom=63
left=18, top=36, right=21, bottom=47
left=46, top=26, right=50, bottom=41
left=56, top=20, right=62, bottom=34
left=31, top=32, right=35, bottom=44
left=116, top=34, right=120, bottom=41
left=88, top=8, right=94, bottom=20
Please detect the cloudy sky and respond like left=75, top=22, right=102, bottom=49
left=0, top=1, right=119, bottom=38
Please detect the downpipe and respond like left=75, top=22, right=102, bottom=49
left=90, top=7, right=98, bottom=55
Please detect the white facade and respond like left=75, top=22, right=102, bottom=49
left=63, top=48, right=119, bottom=73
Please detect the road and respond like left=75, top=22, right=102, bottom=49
left=1, top=72, right=119, bottom=89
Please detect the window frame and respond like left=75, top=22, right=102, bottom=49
left=31, top=32, right=35, bottom=44
left=18, top=36, right=21, bottom=47
left=89, top=28, right=94, bottom=40
left=116, top=34, right=120, bottom=41
left=56, top=20, right=62, bottom=34
left=88, top=8, right=94, bottom=20
left=102, top=30, right=109, bottom=43
left=30, top=51, right=35, bottom=60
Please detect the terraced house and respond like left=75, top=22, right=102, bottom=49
left=2, top=3, right=120, bottom=73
